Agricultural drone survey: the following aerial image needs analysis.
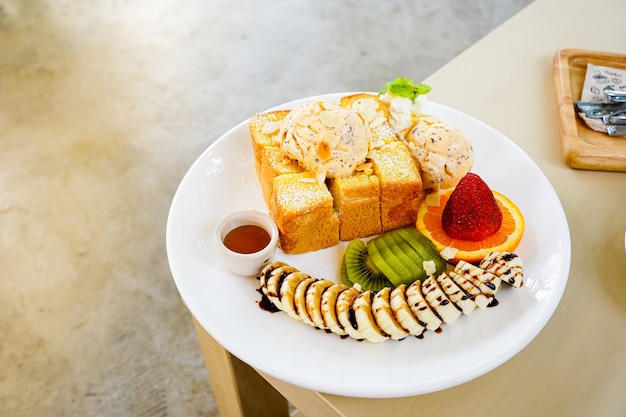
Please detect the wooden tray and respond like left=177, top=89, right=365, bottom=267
left=553, top=48, right=626, bottom=171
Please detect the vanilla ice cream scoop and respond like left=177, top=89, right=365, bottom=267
left=277, top=101, right=368, bottom=181
left=404, top=115, right=474, bottom=193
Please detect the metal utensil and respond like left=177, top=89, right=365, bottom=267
left=602, top=115, right=626, bottom=125
left=576, top=101, right=626, bottom=118
left=607, top=125, right=626, bottom=136
left=603, top=86, right=626, bottom=102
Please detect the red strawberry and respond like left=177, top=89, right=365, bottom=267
left=441, top=172, right=502, bottom=241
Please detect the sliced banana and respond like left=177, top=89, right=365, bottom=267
left=305, top=278, right=336, bottom=329
left=421, top=275, right=462, bottom=325
left=479, top=252, right=524, bottom=288
left=293, top=277, right=318, bottom=326
left=406, top=280, right=443, bottom=331
left=264, top=264, right=299, bottom=307
left=259, top=261, right=287, bottom=297
left=353, top=291, right=389, bottom=343
left=261, top=269, right=279, bottom=303
left=447, top=270, right=491, bottom=309
left=372, top=287, right=410, bottom=340
left=336, top=287, right=364, bottom=341
left=390, top=284, right=426, bottom=337
left=321, top=283, right=350, bottom=337
left=436, top=272, right=476, bottom=315
left=280, top=271, right=311, bottom=319
left=455, top=260, right=501, bottom=299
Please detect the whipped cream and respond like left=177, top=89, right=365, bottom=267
left=379, top=91, right=428, bottom=134
left=276, top=101, right=368, bottom=182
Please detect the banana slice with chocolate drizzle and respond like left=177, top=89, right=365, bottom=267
left=455, top=260, right=502, bottom=299
left=305, top=278, right=336, bottom=329
left=335, top=287, right=364, bottom=341
left=353, top=290, right=389, bottom=343
left=406, top=279, right=443, bottom=331
left=390, top=284, right=426, bottom=337
left=479, top=252, right=524, bottom=288
left=372, top=287, right=411, bottom=340
left=321, top=283, right=350, bottom=336
left=280, top=271, right=311, bottom=319
left=436, top=272, right=477, bottom=315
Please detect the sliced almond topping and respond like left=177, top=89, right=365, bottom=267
left=317, top=140, right=332, bottom=161
left=425, top=192, right=441, bottom=207
left=440, top=247, right=458, bottom=261
left=301, top=127, right=317, bottom=141
left=321, top=131, right=341, bottom=148
left=356, top=162, right=372, bottom=171
left=307, top=122, right=321, bottom=135
left=297, top=114, right=318, bottom=127
left=369, top=116, right=385, bottom=128
left=320, top=110, right=342, bottom=127
left=423, top=260, right=437, bottom=276
left=299, top=171, right=317, bottom=182
left=356, top=98, right=379, bottom=110
left=320, top=101, right=341, bottom=111
left=355, top=162, right=373, bottom=176
left=262, top=121, right=281, bottom=134
left=360, top=108, right=377, bottom=123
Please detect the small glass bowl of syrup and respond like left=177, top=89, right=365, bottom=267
left=214, top=210, right=279, bottom=276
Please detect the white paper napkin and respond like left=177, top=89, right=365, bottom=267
left=581, top=63, right=626, bottom=102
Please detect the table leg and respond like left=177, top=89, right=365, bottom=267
left=192, top=315, right=291, bottom=417
left=260, top=372, right=347, bottom=417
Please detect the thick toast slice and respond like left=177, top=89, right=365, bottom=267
left=258, top=145, right=304, bottom=206
left=270, top=172, right=339, bottom=254
left=249, top=110, right=290, bottom=175
left=328, top=171, right=382, bottom=240
left=369, top=140, right=423, bottom=232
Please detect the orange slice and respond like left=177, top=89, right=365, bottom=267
left=416, top=190, right=525, bottom=264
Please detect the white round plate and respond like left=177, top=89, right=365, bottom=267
left=166, top=93, right=571, bottom=398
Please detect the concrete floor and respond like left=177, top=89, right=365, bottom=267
left=0, top=0, right=532, bottom=415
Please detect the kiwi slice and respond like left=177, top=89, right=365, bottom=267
left=366, top=237, right=404, bottom=287
left=396, top=227, right=447, bottom=276
left=343, top=238, right=393, bottom=291
left=381, top=231, right=425, bottom=282
left=368, top=234, right=413, bottom=287
left=406, top=227, right=447, bottom=270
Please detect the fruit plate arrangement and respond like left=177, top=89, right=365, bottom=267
left=166, top=93, right=571, bottom=398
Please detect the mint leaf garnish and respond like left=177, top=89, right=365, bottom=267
left=379, top=78, right=431, bottom=101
